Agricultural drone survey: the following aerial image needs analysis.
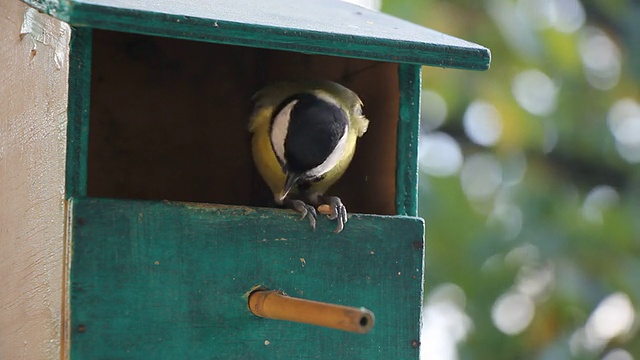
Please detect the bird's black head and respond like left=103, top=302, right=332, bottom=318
left=270, top=92, right=349, bottom=197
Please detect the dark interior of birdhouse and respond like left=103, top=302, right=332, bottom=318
left=86, top=30, right=400, bottom=215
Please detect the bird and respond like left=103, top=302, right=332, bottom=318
left=249, top=80, right=369, bottom=233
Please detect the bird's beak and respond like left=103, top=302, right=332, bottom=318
left=279, top=173, right=301, bottom=202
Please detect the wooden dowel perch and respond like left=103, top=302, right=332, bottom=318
left=248, top=290, right=375, bottom=334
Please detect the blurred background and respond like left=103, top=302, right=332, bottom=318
left=348, top=0, right=640, bottom=358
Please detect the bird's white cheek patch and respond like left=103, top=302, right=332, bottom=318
left=271, top=100, right=298, bottom=166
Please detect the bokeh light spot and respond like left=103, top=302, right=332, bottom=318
left=463, top=100, right=503, bottom=146
left=421, top=90, right=448, bottom=132
left=582, top=185, right=619, bottom=224
left=608, top=99, right=640, bottom=146
left=523, top=0, right=586, bottom=33
left=616, top=142, right=640, bottom=163
left=460, top=153, right=503, bottom=201
left=421, top=284, right=473, bottom=360
left=608, top=98, right=640, bottom=162
left=419, top=132, right=463, bottom=177
left=602, top=349, right=634, bottom=360
left=585, top=292, right=635, bottom=342
left=512, top=69, right=558, bottom=116
left=516, top=263, right=555, bottom=300
left=579, top=26, right=621, bottom=90
left=491, top=291, right=535, bottom=335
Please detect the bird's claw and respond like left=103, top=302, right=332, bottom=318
left=288, top=199, right=317, bottom=230
left=324, top=196, right=348, bottom=233
left=284, top=196, right=346, bottom=233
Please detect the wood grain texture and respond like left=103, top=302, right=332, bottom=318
left=21, top=0, right=491, bottom=69
left=70, top=197, right=424, bottom=359
left=0, top=1, right=70, bottom=358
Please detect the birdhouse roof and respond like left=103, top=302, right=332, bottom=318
left=27, top=0, right=491, bottom=70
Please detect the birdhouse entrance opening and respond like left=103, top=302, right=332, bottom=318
left=86, top=30, right=399, bottom=215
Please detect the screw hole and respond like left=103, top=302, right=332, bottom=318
left=360, top=316, right=368, bottom=326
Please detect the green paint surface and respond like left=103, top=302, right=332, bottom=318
left=396, top=64, right=422, bottom=217
left=70, top=197, right=424, bottom=359
left=65, top=26, right=92, bottom=198
left=22, top=0, right=490, bottom=69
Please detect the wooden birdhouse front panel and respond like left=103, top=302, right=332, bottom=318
left=70, top=198, right=424, bottom=359
left=1, top=0, right=490, bottom=358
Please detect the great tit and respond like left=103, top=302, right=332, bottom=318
left=249, top=80, right=369, bottom=233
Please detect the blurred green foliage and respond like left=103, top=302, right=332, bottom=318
left=380, top=0, right=640, bottom=358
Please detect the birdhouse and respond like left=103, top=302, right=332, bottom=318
left=1, top=0, right=490, bottom=358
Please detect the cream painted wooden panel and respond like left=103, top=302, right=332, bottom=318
left=0, top=1, right=70, bottom=359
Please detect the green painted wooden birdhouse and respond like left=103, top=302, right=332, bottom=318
left=1, top=0, right=490, bottom=358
